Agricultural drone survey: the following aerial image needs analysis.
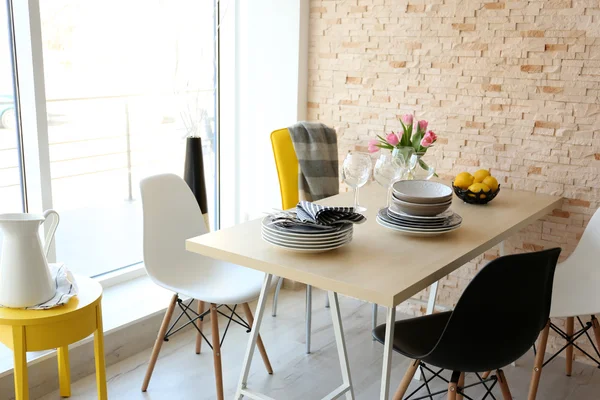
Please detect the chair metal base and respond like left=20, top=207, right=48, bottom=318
left=538, top=316, right=600, bottom=369
left=401, top=362, right=503, bottom=400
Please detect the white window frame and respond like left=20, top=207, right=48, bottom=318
left=9, top=0, right=55, bottom=260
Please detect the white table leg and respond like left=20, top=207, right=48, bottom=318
left=328, top=291, right=355, bottom=400
left=498, top=241, right=517, bottom=367
left=372, top=303, right=378, bottom=340
left=236, top=282, right=356, bottom=400
left=413, top=281, right=439, bottom=381
left=236, top=273, right=273, bottom=399
left=306, top=285, right=312, bottom=354
left=380, top=306, right=396, bottom=400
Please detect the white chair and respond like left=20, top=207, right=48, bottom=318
left=528, top=208, right=600, bottom=397
left=139, top=173, right=277, bottom=400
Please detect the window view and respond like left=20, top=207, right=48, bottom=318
left=39, top=0, right=217, bottom=276
left=0, top=2, right=23, bottom=215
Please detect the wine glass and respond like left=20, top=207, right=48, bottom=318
left=373, top=154, right=402, bottom=207
left=342, top=151, right=372, bottom=212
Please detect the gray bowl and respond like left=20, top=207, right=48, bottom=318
left=390, top=196, right=452, bottom=217
left=392, top=180, right=453, bottom=204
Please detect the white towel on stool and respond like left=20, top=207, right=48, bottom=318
left=25, top=263, right=79, bottom=310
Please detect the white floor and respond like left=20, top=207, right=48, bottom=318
left=38, top=288, right=600, bottom=400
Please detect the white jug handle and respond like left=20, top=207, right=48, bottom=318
left=42, top=209, right=60, bottom=257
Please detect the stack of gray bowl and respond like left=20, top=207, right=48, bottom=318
left=376, top=180, right=462, bottom=236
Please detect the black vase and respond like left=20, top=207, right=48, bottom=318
left=184, top=137, right=208, bottom=215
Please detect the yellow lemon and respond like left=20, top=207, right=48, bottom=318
left=482, top=176, right=499, bottom=192
left=468, top=183, right=491, bottom=198
left=473, top=169, right=491, bottom=183
left=454, top=172, right=474, bottom=190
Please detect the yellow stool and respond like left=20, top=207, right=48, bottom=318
left=0, top=275, right=107, bottom=400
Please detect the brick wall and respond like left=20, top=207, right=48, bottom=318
left=308, top=0, right=600, bottom=365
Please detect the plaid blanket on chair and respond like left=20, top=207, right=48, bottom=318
left=288, top=122, right=339, bottom=202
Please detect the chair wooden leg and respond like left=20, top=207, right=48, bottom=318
left=481, top=371, right=491, bottom=379
left=447, top=371, right=461, bottom=400
left=448, top=381, right=458, bottom=400
left=242, top=302, right=273, bottom=374
left=142, top=294, right=177, bottom=392
left=456, top=372, right=465, bottom=400
left=195, top=300, right=205, bottom=354
left=528, top=320, right=550, bottom=400
left=592, top=316, right=600, bottom=354
left=211, top=304, right=224, bottom=400
left=393, top=359, right=419, bottom=400
left=566, top=317, right=574, bottom=376
left=497, top=369, right=512, bottom=400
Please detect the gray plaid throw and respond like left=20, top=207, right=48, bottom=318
left=288, top=122, right=339, bottom=202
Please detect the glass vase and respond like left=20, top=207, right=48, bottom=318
left=391, top=146, right=415, bottom=180
left=409, top=152, right=436, bottom=180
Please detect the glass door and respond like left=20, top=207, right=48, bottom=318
left=38, top=0, right=217, bottom=276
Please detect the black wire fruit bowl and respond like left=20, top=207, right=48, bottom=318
left=452, top=183, right=500, bottom=205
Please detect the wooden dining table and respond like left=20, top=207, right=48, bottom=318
left=186, top=183, right=562, bottom=400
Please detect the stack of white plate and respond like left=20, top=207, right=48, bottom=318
left=377, top=180, right=462, bottom=236
left=261, top=217, right=353, bottom=253
left=376, top=207, right=462, bottom=237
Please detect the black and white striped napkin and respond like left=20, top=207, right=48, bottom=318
left=296, top=201, right=366, bottom=225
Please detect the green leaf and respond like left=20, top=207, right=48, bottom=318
left=411, top=129, right=423, bottom=151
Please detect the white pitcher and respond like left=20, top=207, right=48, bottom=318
left=0, top=210, right=60, bottom=308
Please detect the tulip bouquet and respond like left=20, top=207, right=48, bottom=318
left=368, top=114, right=439, bottom=178
left=368, top=114, right=438, bottom=154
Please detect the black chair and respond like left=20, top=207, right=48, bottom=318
left=373, top=248, right=561, bottom=400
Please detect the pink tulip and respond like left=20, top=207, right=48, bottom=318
left=401, top=114, right=413, bottom=126
left=368, top=139, right=379, bottom=147
left=425, top=130, right=437, bottom=142
left=418, top=120, right=428, bottom=132
left=421, top=135, right=434, bottom=148
left=368, top=144, right=379, bottom=153
left=386, top=132, right=400, bottom=146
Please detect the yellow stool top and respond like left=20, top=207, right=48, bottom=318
left=0, top=275, right=102, bottom=326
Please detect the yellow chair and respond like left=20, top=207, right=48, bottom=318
left=0, top=276, right=107, bottom=400
left=270, top=127, right=383, bottom=352
left=270, top=128, right=299, bottom=210
left=270, top=127, right=330, bottom=354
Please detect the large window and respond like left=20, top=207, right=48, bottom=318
left=1, top=0, right=218, bottom=277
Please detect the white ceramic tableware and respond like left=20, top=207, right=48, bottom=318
left=261, top=229, right=352, bottom=245
left=262, top=234, right=352, bottom=252
left=0, top=210, right=60, bottom=308
left=392, top=180, right=453, bottom=204
left=390, top=196, right=452, bottom=217
left=376, top=216, right=461, bottom=237
left=261, top=218, right=353, bottom=238
left=387, top=207, right=454, bottom=221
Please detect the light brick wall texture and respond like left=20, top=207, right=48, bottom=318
left=308, top=0, right=600, bottom=365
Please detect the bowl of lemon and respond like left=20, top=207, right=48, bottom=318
left=452, top=169, right=500, bottom=205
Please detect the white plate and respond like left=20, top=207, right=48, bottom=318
left=387, top=207, right=455, bottom=221
left=262, top=235, right=352, bottom=252
left=382, top=208, right=462, bottom=229
left=261, top=217, right=353, bottom=238
left=262, top=229, right=352, bottom=244
left=261, top=229, right=352, bottom=245
left=377, top=217, right=461, bottom=237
